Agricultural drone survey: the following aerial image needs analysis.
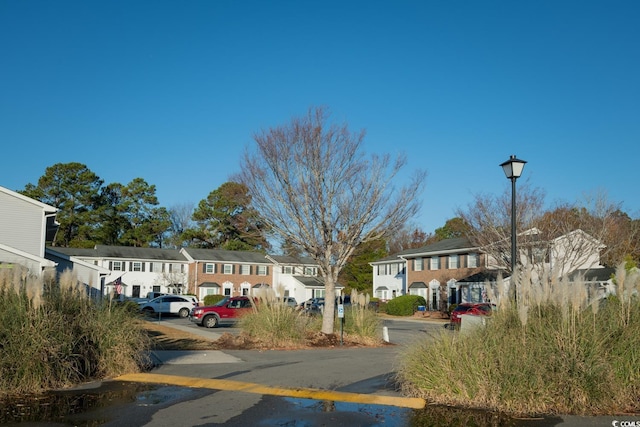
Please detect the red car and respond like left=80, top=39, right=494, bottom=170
left=449, top=303, right=494, bottom=328
left=189, top=296, right=254, bottom=328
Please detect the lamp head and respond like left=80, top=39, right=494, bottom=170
left=500, top=155, right=527, bottom=179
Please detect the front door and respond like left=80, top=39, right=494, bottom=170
left=132, top=285, right=141, bottom=298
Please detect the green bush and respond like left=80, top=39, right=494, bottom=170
left=0, top=268, right=150, bottom=396
left=385, top=294, right=427, bottom=316
left=203, top=294, right=226, bottom=306
left=447, top=303, right=458, bottom=315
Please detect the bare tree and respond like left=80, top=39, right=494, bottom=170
left=386, top=223, right=433, bottom=254
left=237, top=107, right=426, bottom=334
left=537, top=191, right=640, bottom=269
left=165, top=203, right=196, bottom=248
left=456, top=180, right=545, bottom=274
left=457, top=184, right=638, bottom=279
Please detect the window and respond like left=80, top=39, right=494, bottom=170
left=205, top=288, right=219, bottom=296
left=283, top=266, right=293, bottom=274
left=205, top=263, right=215, bottom=274
left=390, top=263, right=398, bottom=275
left=430, top=257, right=440, bottom=270
left=150, top=262, right=162, bottom=272
left=448, top=255, right=459, bottom=269
left=468, top=253, right=478, bottom=268
left=223, top=264, right=233, bottom=274
left=530, top=247, right=548, bottom=263
left=167, top=263, right=181, bottom=273
left=241, top=265, right=250, bottom=275
left=113, top=261, right=123, bottom=271
left=313, top=289, right=325, bottom=298
left=132, top=262, right=143, bottom=272
left=304, top=267, right=315, bottom=276
left=414, top=258, right=423, bottom=271
left=257, top=265, right=268, bottom=276
left=377, top=265, right=384, bottom=275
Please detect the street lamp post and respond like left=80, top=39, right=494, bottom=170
left=500, top=155, right=527, bottom=306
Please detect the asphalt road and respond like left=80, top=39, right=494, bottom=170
left=103, top=317, right=449, bottom=426
left=7, top=317, right=636, bottom=426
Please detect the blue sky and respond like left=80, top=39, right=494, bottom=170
left=1, top=1, right=639, bottom=234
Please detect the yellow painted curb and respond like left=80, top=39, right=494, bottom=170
left=116, top=373, right=425, bottom=409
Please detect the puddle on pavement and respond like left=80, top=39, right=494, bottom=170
left=0, top=384, right=565, bottom=427
left=274, top=397, right=563, bottom=427
left=408, top=404, right=563, bottom=426
left=277, top=397, right=413, bottom=426
left=0, top=381, right=196, bottom=426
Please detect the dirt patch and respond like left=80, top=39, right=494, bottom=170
left=142, top=322, right=386, bottom=351
left=143, top=322, right=220, bottom=351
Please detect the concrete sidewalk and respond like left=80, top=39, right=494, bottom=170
left=150, top=350, right=243, bottom=365
left=146, top=319, right=241, bottom=365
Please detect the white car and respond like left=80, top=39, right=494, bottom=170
left=139, top=295, right=197, bottom=318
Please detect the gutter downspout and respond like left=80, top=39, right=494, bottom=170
left=194, top=261, right=198, bottom=297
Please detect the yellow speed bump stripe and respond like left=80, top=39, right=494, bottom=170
left=116, top=373, right=425, bottom=409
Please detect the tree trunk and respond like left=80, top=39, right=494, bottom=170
left=321, top=276, right=337, bottom=334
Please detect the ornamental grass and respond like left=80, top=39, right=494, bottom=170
left=0, top=267, right=150, bottom=396
left=397, top=263, right=640, bottom=416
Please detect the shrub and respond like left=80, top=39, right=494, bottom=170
left=339, top=290, right=382, bottom=344
left=397, top=263, right=640, bottom=416
left=238, top=287, right=311, bottom=348
left=385, top=294, right=427, bottom=316
left=203, top=294, right=226, bottom=306
left=0, top=267, right=150, bottom=396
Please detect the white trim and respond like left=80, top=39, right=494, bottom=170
left=0, top=186, right=58, bottom=213
left=0, top=242, right=56, bottom=268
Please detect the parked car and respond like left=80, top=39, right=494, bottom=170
left=181, top=295, right=200, bottom=306
left=189, top=296, right=254, bottom=328
left=139, top=295, right=198, bottom=318
left=300, top=297, right=325, bottom=314
left=280, top=296, right=298, bottom=308
left=449, top=303, right=494, bottom=328
left=130, top=291, right=170, bottom=304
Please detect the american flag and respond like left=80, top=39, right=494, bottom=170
left=114, top=277, right=123, bottom=295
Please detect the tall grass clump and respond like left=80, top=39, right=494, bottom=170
left=340, top=289, right=383, bottom=345
left=239, top=286, right=312, bottom=348
left=0, top=267, right=150, bottom=397
left=397, top=263, right=640, bottom=416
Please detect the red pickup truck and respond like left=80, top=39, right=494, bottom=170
left=189, top=296, right=254, bottom=328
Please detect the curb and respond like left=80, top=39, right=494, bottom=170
left=116, top=372, right=426, bottom=410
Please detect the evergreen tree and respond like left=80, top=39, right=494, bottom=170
left=184, top=182, right=270, bottom=251
left=21, top=162, right=103, bottom=247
